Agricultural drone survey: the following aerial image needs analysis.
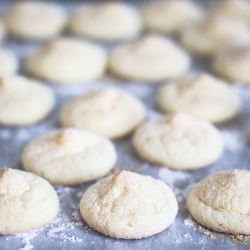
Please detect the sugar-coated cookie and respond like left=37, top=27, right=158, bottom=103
left=187, top=169, right=250, bottom=235
left=213, top=47, right=250, bottom=85
left=209, top=0, right=250, bottom=26
left=180, top=16, right=250, bottom=57
left=25, top=38, right=107, bottom=84
left=156, top=73, right=241, bottom=123
left=80, top=170, right=178, bottom=239
left=142, top=0, right=204, bottom=34
left=69, top=2, right=142, bottom=41
left=0, top=49, right=18, bottom=75
left=109, top=35, right=191, bottom=83
left=0, top=75, right=55, bottom=126
left=0, top=168, right=59, bottom=234
left=4, top=1, right=67, bottom=40
left=22, top=128, right=116, bottom=185
left=133, top=113, right=223, bottom=170
left=60, top=88, right=146, bottom=139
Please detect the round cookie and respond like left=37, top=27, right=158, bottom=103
left=25, top=38, right=107, bottom=84
left=209, top=0, right=250, bottom=26
left=180, top=16, right=250, bottom=57
left=0, top=168, right=59, bottom=234
left=0, top=75, right=55, bottom=126
left=4, top=1, right=67, bottom=40
left=80, top=170, right=178, bottom=239
left=22, top=128, right=117, bottom=185
left=69, top=2, right=142, bottom=41
left=213, top=47, right=250, bottom=85
left=142, top=0, right=204, bottom=35
left=60, top=88, right=146, bottom=139
left=133, top=113, right=223, bottom=170
left=109, top=35, right=191, bottom=83
left=0, top=49, right=18, bottom=75
left=187, top=169, right=250, bottom=235
left=156, top=73, right=241, bottom=123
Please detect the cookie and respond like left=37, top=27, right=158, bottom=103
left=0, top=75, right=55, bottom=126
left=80, top=170, right=178, bottom=239
left=209, top=0, right=250, bottom=26
left=180, top=16, right=250, bottom=57
left=0, top=49, right=18, bottom=75
left=156, top=73, right=241, bottom=123
left=187, top=169, right=250, bottom=235
left=142, top=0, right=204, bottom=35
left=22, top=128, right=117, bottom=185
left=133, top=113, right=223, bottom=170
left=25, top=38, right=107, bottom=84
left=0, top=168, right=59, bottom=234
left=60, top=88, right=146, bottom=139
left=109, top=35, right=191, bottom=83
left=4, top=1, right=67, bottom=40
left=69, top=2, right=142, bottom=41
left=213, top=47, right=250, bottom=85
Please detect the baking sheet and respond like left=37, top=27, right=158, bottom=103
left=1, top=1, right=250, bottom=250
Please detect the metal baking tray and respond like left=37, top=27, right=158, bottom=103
left=1, top=1, right=250, bottom=250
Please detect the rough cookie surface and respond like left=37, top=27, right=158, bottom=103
left=187, top=170, right=250, bottom=234
left=80, top=170, right=178, bottom=239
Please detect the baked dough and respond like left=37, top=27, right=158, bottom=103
left=4, top=1, right=67, bottom=40
left=209, top=0, right=250, bottom=25
left=213, top=47, right=250, bottom=85
left=0, top=49, right=18, bottom=75
left=60, top=88, right=146, bottom=139
left=187, top=169, right=250, bottom=235
left=0, top=168, right=59, bottom=234
left=180, top=16, right=250, bottom=56
left=25, top=38, right=107, bottom=84
left=80, top=170, right=178, bottom=239
left=142, top=0, right=204, bottom=34
left=133, top=113, right=223, bottom=170
left=156, top=73, right=241, bottom=123
left=22, top=128, right=117, bottom=185
left=0, top=75, right=55, bottom=126
left=69, top=2, right=142, bottom=41
left=109, top=35, right=191, bottom=83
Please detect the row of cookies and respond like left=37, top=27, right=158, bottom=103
left=2, top=154, right=249, bottom=237
left=0, top=34, right=249, bottom=85
left=1, top=0, right=250, bottom=42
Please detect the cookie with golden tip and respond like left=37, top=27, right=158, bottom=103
left=0, top=168, right=59, bottom=234
left=133, top=113, right=223, bottom=170
left=187, top=169, right=250, bottom=235
left=22, top=128, right=117, bottom=185
left=80, top=170, right=178, bottom=239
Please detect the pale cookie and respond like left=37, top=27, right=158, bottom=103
left=213, top=47, right=250, bottom=85
left=0, top=49, right=18, bottom=75
left=60, top=88, right=146, bottom=139
left=0, top=168, right=59, bottom=234
left=69, top=2, right=142, bottom=41
left=109, top=35, right=191, bottom=83
left=22, top=128, right=116, bottom=185
left=187, top=169, right=250, bottom=235
left=25, top=38, right=107, bottom=84
left=156, top=73, right=241, bottom=123
left=4, top=1, right=67, bottom=40
left=80, top=170, right=178, bottom=239
left=180, top=16, right=250, bottom=57
left=0, top=75, right=55, bottom=126
left=142, top=0, right=204, bottom=34
left=133, top=113, right=223, bottom=170
left=209, top=0, right=250, bottom=26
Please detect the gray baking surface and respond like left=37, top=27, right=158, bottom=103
left=1, top=2, right=250, bottom=250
